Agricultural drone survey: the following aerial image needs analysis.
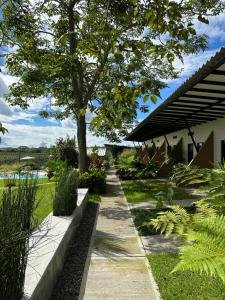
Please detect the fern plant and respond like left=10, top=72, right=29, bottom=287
left=151, top=201, right=225, bottom=282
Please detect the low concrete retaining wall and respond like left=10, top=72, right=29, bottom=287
left=23, top=188, right=89, bottom=300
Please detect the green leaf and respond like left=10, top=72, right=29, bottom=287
left=143, top=95, right=149, bottom=102
left=151, top=95, right=157, bottom=104
left=198, top=15, right=209, bottom=24
left=58, top=33, right=67, bottom=46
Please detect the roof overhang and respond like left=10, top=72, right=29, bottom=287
left=126, top=48, right=225, bottom=142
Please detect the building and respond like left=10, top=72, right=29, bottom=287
left=126, top=47, right=225, bottom=175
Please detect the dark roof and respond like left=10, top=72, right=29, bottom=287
left=126, top=47, right=225, bottom=142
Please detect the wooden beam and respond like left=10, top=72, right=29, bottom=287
left=190, top=88, right=225, bottom=94
left=200, top=80, right=225, bottom=86
left=179, top=94, right=225, bottom=101
left=185, top=119, right=199, bottom=153
left=211, top=70, right=225, bottom=75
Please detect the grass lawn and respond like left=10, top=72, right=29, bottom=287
left=0, top=177, right=51, bottom=187
left=122, top=179, right=196, bottom=203
left=0, top=182, right=55, bottom=225
left=148, top=253, right=225, bottom=300
left=33, top=183, right=55, bottom=224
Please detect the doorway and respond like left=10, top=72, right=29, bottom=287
left=188, top=143, right=194, bottom=163
left=221, top=140, right=225, bottom=163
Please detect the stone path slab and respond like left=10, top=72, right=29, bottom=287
left=81, top=168, right=160, bottom=300
left=141, top=234, right=182, bottom=254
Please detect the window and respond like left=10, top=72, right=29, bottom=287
left=188, top=143, right=194, bottom=163
left=221, top=140, right=225, bottom=163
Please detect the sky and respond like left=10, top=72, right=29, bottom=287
left=0, top=12, right=225, bottom=148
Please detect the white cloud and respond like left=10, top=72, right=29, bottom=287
left=172, top=48, right=219, bottom=81
left=194, top=12, right=225, bottom=42
left=0, top=99, right=12, bottom=117
left=0, top=123, right=107, bottom=148
left=61, top=117, right=76, bottom=128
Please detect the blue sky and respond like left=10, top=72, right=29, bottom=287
left=0, top=12, right=225, bottom=148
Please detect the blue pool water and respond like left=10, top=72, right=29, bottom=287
left=0, top=172, right=48, bottom=179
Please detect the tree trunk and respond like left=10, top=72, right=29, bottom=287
left=77, top=114, right=88, bottom=173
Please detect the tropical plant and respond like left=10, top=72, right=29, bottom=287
left=151, top=201, right=225, bottom=282
left=0, top=177, right=37, bottom=299
left=155, top=187, right=174, bottom=210
left=46, top=159, right=67, bottom=180
left=53, top=168, right=79, bottom=216
left=137, top=160, right=158, bottom=178
left=117, top=149, right=137, bottom=168
left=79, top=168, right=106, bottom=193
left=170, top=163, right=210, bottom=187
left=116, top=167, right=138, bottom=180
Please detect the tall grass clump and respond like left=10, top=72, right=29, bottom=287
left=0, top=177, right=37, bottom=300
left=53, top=168, right=79, bottom=216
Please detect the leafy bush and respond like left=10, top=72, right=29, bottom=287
left=116, top=167, right=137, bottom=180
left=136, top=160, right=158, bottom=178
left=116, top=161, right=157, bottom=180
left=53, top=168, right=79, bottom=216
left=22, top=161, right=39, bottom=170
left=170, top=163, right=210, bottom=187
left=51, top=136, right=78, bottom=167
left=116, top=148, right=158, bottom=180
left=88, top=146, right=104, bottom=169
left=117, top=148, right=136, bottom=167
left=0, top=178, right=37, bottom=299
left=47, top=159, right=66, bottom=179
left=79, top=168, right=106, bottom=193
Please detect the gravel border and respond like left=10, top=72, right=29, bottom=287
left=50, top=201, right=98, bottom=300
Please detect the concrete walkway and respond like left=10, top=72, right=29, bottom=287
left=81, top=168, right=160, bottom=300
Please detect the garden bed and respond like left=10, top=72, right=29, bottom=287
left=50, top=197, right=99, bottom=299
left=122, top=179, right=197, bottom=203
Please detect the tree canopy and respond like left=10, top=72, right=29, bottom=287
left=0, top=0, right=224, bottom=170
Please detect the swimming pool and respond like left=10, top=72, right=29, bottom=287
left=0, top=172, right=48, bottom=180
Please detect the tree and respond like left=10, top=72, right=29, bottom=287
left=0, top=122, right=7, bottom=143
left=0, top=0, right=224, bottom=172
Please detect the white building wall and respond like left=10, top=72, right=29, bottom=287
left=146, top=116, right=225, bottom=165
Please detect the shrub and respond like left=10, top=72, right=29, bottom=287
left=0, top=177, right=37, bottom=299
left=53, top=168, right=78, bottom=216
left=50, top=136, right=78, bottom=167
left=116, top=167, right=137, bottom=180
left=22, top=161, right=39, bottom=170
left=136, top=160, right=158, bottom=179
left=46, top=159, right=66, bottom=179
left=117, top=148, right=136, bottom=167
left=79, top=168, right=106, bottom=193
